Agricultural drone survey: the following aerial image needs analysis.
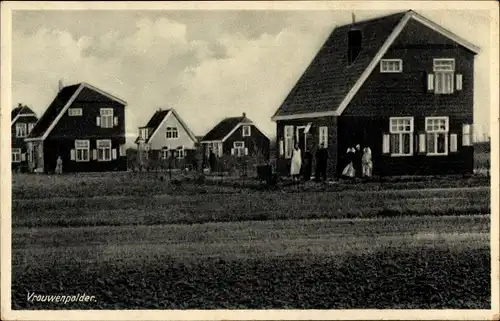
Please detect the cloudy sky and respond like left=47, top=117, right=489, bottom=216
left=11, top=7, right=492, bottom=146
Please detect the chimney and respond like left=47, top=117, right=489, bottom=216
left=352, top=12, right=355, bottom=24
left=242, top=112, right=246, bottom=118
left=58, top=79, right=64, bottom=92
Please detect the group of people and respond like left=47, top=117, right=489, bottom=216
left=289, top=143, right=373, bottom=182
left=342, top=144, right=372, bottom=179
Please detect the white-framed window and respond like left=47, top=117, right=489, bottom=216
left=166, top=127, right=178, bottom=139
left=462, top=124, right=472, bottom=146
left=426, top=117, right=449, bottom=155
left=68, top=108, right=83, bottom=116
left=389, top=117, right=413, bottom=156
left=75, top=140, right=90, bottom=162
left=162, top=148, right=169, bottom=160
left=175, top=147, right=185, bottom=159
left=15, top=123, right=27, bottom=137
left=28, top=123, right=35, bottom=134
left=12, top=148, right=21, bottom=163
left=284, top=125, right=294, bottom=159
left=433, top=58, right=455, bottom=94
left=380, top=59, right=402, bottom=73
left=140, top=128, right=148, bottom=140
left=99, top=108, right=114, bottom=128
left=97, top=139, right=112, bottom=161
left=242, top=125, right=251, bottom=137
left=319, top=126, right=328, bottom=147
left=233, top=141, right=246, bottom=157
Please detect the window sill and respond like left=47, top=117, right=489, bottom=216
left=390, top=154, right=413, bottom=157
left=97, top=159, right=113, bottom=162
left=426, top=153, right=449, bottom=156
left=75, top=160, right=90, bottom=162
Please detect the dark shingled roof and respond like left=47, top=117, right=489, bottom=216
left=11, top=104, right=36, bottom=119
left=135, top=109, right=171, bottom=144
left=273, top=11, right=407, bottom=117
left=201, top=114, right=252, bottom=141
left=27, top=84, right=81, bottom=138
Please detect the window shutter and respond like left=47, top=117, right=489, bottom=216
left=92, top=149, right=97, bottom=160
left=112, top=149, right=117, bottom=160
left=70, top=149, right=76, bottom=161
left=119, top=144, right=125, bottom=156
left=418, top=132, right=426, bottom=154
left=231, top=148, right=235, bottom=156
left=427, top=73, right=434, bottom=91
left=96, top=117, right=101, bottom=126
left=244, top=148, right=248, bottom=156
left=114, top=116, right=118, bottom=126
left=450, top=133, right=458, bottom=152
left=21, top=153, right=26, bottom=161
left=456, top=74, right=463, bottom=91
left=218, top=143, right=223, bottom=157
left=382, top=133, right=390, bottom=154
left=279, top=140, right=284, bottom=156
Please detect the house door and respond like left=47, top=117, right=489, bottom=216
left=296, top=127, right=307, bottom=153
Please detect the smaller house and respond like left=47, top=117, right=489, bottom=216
left=135, top=108, right=198, bottom=170
left=200, top=112, right=270, bottom=164
left=25, top=82, right=128, bottom=173
left=11, top=104, right=38, bottom=172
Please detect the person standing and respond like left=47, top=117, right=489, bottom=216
left=290, top=144, right=302, bottom=181
left=354, top=144, right=363, bottom=178
left=209, top=149, right=216, bottom=173
left=55, top=156, right=63, bottom=174
left=362, top=146, right=373, bottom=178
left=315, top=143, right=328, bottom=182
left=342, top=147, right=356, bottom=179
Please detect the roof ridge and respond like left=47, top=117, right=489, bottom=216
left=335, top=10, right=409, bottom=29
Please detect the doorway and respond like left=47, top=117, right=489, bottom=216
left=296, top=127, right=307, bottom=153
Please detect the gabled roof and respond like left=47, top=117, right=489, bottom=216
left=201, top=114, right=253, bottom=142
left=271, top=10, right=480, bottom=121
left=26, top=82, right=127, bottom=141
left=135, top=108, right=198, bottom=144
left=11, top=104, right=37, bottom=125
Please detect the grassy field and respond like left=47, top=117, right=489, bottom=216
left=12, top=216, right=490, bottom=309
left=11, top=172, right=492, bottom=309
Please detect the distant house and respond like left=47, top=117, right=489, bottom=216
left=25, top=82, right=128, bottom=173
left=200, top=112, right=270, bottom=161
left=11, top=104, right=38, bottom=172
left=271, top=10, right=479, bottom=178
left=135, top=108, right=198, bottom=169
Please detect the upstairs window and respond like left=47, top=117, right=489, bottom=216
left=433, top=59, right=455, bottom=94
left=426, top=117, right=449, bottom=155
left=389, top=117, right=413, bottom=156
left=140, top=128, right=148, bottom=140
left=16, top=123, right=27, bottom=137
left=99, top=108, right=114, bottom=128
left=242, top=125, right=251, bottom=137
left=380, top=59, right=402, bottom=73
left=166, top=127, right=178, bottom=139
left=28, top=123, right=35, bottom=134
left=68, top=108, right=83, bottom=116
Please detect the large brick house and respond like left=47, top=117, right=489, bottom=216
left=11, top=104, right=38, bottom=172
left=25, top=82, right=128, bottom=173
left=271, top=10, right=479, bottom=178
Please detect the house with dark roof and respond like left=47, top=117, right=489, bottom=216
left=200, top=112, right=270, bottom=162
left=271, top=10, right=479, bottom=178
left=135, top=108, right=198, bottom=169
left=25, top=82, right=127, bottom=173
left=11, top=103, right=38, bottom=172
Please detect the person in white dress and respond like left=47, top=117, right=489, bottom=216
left=362, top=146, right=372, bottom=178
left=342, top=147, right=356, bottom=179
left=290, top=144, right=302, bottom=181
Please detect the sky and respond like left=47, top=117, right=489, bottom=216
left=11, top=8, right=492, bottom=146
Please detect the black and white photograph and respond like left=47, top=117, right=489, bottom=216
left=1, top=1, right=499, bottom=320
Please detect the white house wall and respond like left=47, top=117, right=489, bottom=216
left=148, top=112, right=196, bottom=150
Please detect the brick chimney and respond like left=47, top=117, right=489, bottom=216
left=58, top=79, right=64, bottom=92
